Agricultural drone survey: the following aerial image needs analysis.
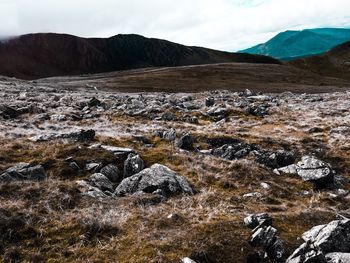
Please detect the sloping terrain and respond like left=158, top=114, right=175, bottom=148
left=0, top=79, right=349, bottom=262
left=290, top=41, right=350, bottom=80
left=240, top=28, right=350, bottom=60
left=37, top=62, right=350, bottom=93
left=0, top=33, right=279, bottom=80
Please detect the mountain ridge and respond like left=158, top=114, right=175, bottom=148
left=0, top=33, right=279, bottom=80
left=240, top=28, right=350, bottom=60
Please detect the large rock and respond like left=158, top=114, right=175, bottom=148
left=286, top=243, right=327, bottom=263
left=302, top=219, right=350, bottom=253
left=0, top=163, right=46, bottom=181
left=287, top=219, right=350, bottom=263
left=77, top=173, right=114, bottom=197
left=211, top=143, right=252, bottom=160
left=100, top=164, right=122, bottom=183
left=176, top=133, right=195, bottom=151
left=0, top=105, right=20, bottom=119
left=244, top=213, right=284, bottom=262
left=115, top=164, right=193, bottom=197
left=325, top=253, right=350, bottom=263
left=255, top=149, right=296, bottom=169
left=123, top=154, right=145, bottom=178
left=275, top=156, right=334, bottom=187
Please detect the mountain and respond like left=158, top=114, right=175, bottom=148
left=240, top=28, right=350, bottom=60
left=290, top=41, right=350, bottom=80
left=0, top=33, right=279, bottom=80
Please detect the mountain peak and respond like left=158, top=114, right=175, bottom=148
left=240, top=27, right=350, bottom=60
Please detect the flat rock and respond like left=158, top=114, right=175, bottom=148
left=0, top=163, right=46, bottom=181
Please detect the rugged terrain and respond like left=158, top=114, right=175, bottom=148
left=0, top=76, right=349, bottom=262
left=0, top=33, right=278, bottom=80
left=290, top=41, right=350, bottom=81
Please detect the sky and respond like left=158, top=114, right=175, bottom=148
left=0, top=0, right=350, bottom=51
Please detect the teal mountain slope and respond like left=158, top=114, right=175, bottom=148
left=240, top=28, right=350, bottom=60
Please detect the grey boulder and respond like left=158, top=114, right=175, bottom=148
left=176, top=133, right=195, bottom=151
left=0, top=163, right=46, bottom=181
left=100, top=164, right=122, bottom=183
left=123, top=154, right=145, bottom=178
left=325, top=253, right=350, bottom=263
left=275, top=156, right=334, bottom=187
left=302, top=219, right=350, bottom=253
left=115, top=164, right=193, bottom=197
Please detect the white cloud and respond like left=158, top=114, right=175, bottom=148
left=0, top=0, right=349, bottom=51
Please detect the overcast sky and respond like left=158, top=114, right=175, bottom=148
left=0, top=0, right=350, bottom=51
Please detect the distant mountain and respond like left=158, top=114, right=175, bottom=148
left=240, top=28, right=350, bottom=60
left=0, top=33, right=279, bottom=80
left=290, top=41, right=350, bottom=80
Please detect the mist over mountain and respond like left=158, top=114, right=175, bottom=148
left=240, top=28, right=350, bottom=60
left=0, top=33, right=279, bottom=80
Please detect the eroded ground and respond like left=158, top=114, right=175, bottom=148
left=0, top=80, right=349, bottom=262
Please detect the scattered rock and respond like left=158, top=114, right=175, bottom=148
left=205, top=97, right=215, bottom=107
left=182, top=257, right=197, bottom=263
left=275, top=156, right=335, bottom=188
left=0, top=163, right=46, bottom=181
left=123, top=154, right=145, bottom=178
left=176, top=133, right=195, bottom=151
left=100, top=164, right=122, bottom=183
left=244, top=213, right=273, bottom=229
left=114, top=164, right=193, bottom=197
left=244, top=213, right=284, bottom=262
left=287, top=219, right=350, bottom=263
left=246, top=105, right=268, bottom=117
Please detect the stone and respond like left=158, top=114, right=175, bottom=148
left=243, top=89, right=256, bottom=97
left=275, top=156, right=335, bottom=188
left=86, top=173, right=114, bottom=193
left=89, top=144, right=135, bottom=156
left=286, top=242, right=327, bottom=263
left=205, top=97, right=215, bottom=107
left=123, top=154, right=145, bottom=178
left=302, top=219, right=350, bottom=253
left=115, top=164, right=193, bottom=197
left=246, top=105, right=268, bottom=117
left=244, top=213, right=273, bottom=229
left=255, top=150, right=296, bottom=169
left=0, top=163, right=46, bottom=181
left=88, top=97, right=102, bottom=107
left=325, top=253, right=350, bottom=263
left=296, top=156, right=334, bottom=184
left=100, top=164, right=122, bottom=183
left=163, top=128, right=177, bottom=141
left=182, top=257, right=197, bottom=263
left=176, top=133, right=195, bottom=151
left=0, top=105, right=20, bottom=119
left=161, top=111, right=175, bottom=121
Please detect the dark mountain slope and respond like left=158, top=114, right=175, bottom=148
left=240, top=28, right=350, bottom=60
left=0, top=33, right=279, bottom=80
left=290, top=41, right=350, bottom=80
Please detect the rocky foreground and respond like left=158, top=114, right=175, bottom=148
left=0, top=80, right=349, bottom=262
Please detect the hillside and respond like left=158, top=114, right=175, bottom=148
left=290, top=41, right=350, bottom=80
left=240, top=28, right=350, bottom=60
left=37, top=62, right=350, bottom=94
left=0, top=33, right=279, bottom=80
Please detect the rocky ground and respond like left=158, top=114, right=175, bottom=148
left=0, top=78, right=349, bottom=262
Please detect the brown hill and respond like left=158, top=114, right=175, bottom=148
left=0, top=33, right=279, bottom=80
left=289, top=41, right=350, bottom=80
left=38, top=62, right=350, bottom=93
